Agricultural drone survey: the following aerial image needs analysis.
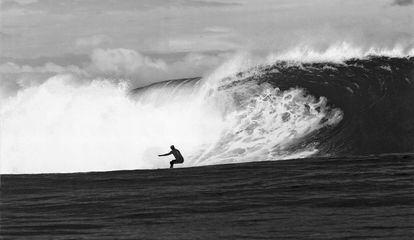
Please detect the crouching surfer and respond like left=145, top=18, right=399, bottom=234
left=158, top=145, right=184, bottom=168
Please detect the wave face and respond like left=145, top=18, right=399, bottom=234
left=1, top=56, right=413, bottom=174
left=256, top=56, right=414, bottom=156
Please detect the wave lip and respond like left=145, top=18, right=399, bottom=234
left=267, top=42, right=414, bottom=63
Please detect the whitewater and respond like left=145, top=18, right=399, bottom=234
left=1, top=44, right=413, bottom=174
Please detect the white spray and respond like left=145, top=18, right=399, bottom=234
left=0, top=54, right=345, bottom=174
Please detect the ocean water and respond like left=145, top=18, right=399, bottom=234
left=1, top=53, right=414, bottom=239
left=1, top=154, right=413, bottom=239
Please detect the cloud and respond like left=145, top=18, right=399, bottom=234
left=2, top=0, right=241, bottom=15
left=12, top=0, right=37, bottom=5
left=0, top=47, right=230, bottom=98
left=0, top=62, right=84, bottom=74
left=0, top=61, right=86, bottom=98
left=0, top=0, right=38, bottom=7
left=164, top=51, right=231, bottom=78
left=0, top=32, right=12, bottom=40
left=203, top=26, right=232, bottom=34
left=0, top=0, right=42, bottom=16
left=154, top=25, right=239, bottom=53
left=88, top=48, right=167, bottom=75
left=183, top=0, right=241, bottom=8
left=159, top=34, right=240, bottom=53
left=87, top=48, right=233, bottom=88
left=86, top=48, right=230, bottom=86
left=75, top=35, right=111, bottom=48
left=391, top=0, right=413, bottom=6
left=0, top=6, right=42, bottom=16
left=3, top=0, right=412, bottom=59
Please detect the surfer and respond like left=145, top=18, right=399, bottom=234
left=158, top=145, right=184, bottom=168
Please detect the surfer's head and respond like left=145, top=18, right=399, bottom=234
left=170, top=145, right=175, bottom=150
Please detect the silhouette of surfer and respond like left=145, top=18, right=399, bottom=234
left=158, top=145, right=184, bottom=168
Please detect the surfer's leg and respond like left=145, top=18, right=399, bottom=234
left=170, top=159, right=177, bottom=168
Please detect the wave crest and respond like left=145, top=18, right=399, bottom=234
left=2, top=49, right=412, bottom=174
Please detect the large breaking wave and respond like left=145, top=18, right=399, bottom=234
left=1, top=48, right=413, bottom=174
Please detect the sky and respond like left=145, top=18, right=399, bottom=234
left=0, top=0, right=413, bottom=174
left=0, top=0, right=413, bottom=96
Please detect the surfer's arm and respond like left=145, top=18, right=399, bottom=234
left=158, top=151, right=172, bottom=157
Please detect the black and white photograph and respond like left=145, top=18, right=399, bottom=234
left=0, top=0, right=413, bottom=239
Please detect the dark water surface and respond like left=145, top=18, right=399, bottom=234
left=1, top=154, right=414, bottom=239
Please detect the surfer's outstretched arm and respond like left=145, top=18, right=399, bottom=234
left=158, top=151, right=172, bottom=157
